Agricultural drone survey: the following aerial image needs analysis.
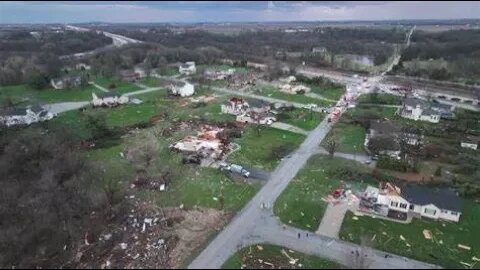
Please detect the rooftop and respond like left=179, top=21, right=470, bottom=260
left=402, top=185, right=462, bottom=212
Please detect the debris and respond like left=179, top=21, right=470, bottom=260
left=423, top=229, right=432, bottom=240
left=473, top=257, right=480, bottom=262
left=371, top=234, right=376, bottom=241
left=256, top=245, right=263, bottom=251
left=406, top=242, right=411, bottom=247
left=382, top=232, right=387, bottom=236
left=281, top=249, right=299, bottom=265
left=159, top=184, right=166, bottom=191
left=300, top=212, right=305, bottom=216
left=458, top=244, right=471, bottom=251
left=400, top=235, right=406, bottom=241
left=120, top=152, right=125, bottom=158
left=460, top=262, right=472, bottom=267
left=120, top=243, right=128, bottom=250
left=102, top=233, right=112, bottom=241
left=132, top=254, right=140, bottom=260
left=180, top=204, right=184, bottom=209
left=263, top=261, right=274, bottom=267
left=439, top=240, right=443, bottom=244
left=129, top=195, right=135, bottom=199
left=352, top=216, right=359, bottom=220
left=213, top=197, right=218, bottom=201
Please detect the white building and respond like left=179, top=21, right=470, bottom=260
left=399, top=97, right=445, bottom=123
left=179, top=61, right=196, bottom=75
left=169, top=81, right=195, bottom=97
left=0, top=105, right=55, bottom=127
left=236, top=111, right=276, bottom=125
left=92, top=92, right=129, bottom=107
left=460, top=135, right=479, bottom=150
left=360, top=183, right=462, bottom=223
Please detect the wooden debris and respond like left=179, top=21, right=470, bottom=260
left=472, top=257, right=480, bottom=262
left=458, top=244, right=471, bottom=251
left=352, top=216, right=359, bottom=220
left=460, top=261, right=472, bottom=267
left=256, top=245, right=263, bottom=251
left=382, top=231, right=387, bottom=236
left=400, top=235, right=406, bottom=241
left=423, top=229, right=432, bottom=240
left=371, top=234, right=376, bottom=241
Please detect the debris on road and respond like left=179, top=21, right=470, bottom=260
left=423, top=229, right=432, bottom=240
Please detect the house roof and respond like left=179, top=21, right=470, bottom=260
left=4, top=107, right=28, bottom=116
left=402, top=185, right=462, bottom=212
left=404, top=97, right=429, bottom=108
left=247, top=98, right=270, bottom=108
left=462, top=135, right=480, bottom=144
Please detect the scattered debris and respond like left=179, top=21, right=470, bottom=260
left=473, top=257, right=480, bottom=262
left=460, top=262, right=472, bottom=268
left=382, top=232, right=387, bottom=236
left=352, top=216, right=359, bottom=221
left=400, top=235, right=406, bottom=241
left=423, top=229, right=432, bottom=240
left=256, top=245, right=263, bottom=251
left=458, top=244, right=471, bottom=251
left=371, top=234, right=377, bottom=241
left=119, top=243, right=128, bottom=250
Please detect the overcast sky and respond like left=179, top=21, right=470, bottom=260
left=1, top=1, right=479, bottom=24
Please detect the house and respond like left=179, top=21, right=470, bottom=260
left=76, top=63, right=91, bottom=70
left=221, top=97, right=250, bottom=115
left=236, top=111, right=276, bottom=125
left=0, top=105, right=55, bottom=127
left=460, top=135, right=479, bottom=150
left=170, top=125, right=227, bottom=160
left=280, top=84, right=311, bottom=95
left=120, top=70, right=140, bottom=82
left=92, top=92, right=129, bottom=107
left=402, top=185, right=462, bottom=222
left=228, top=72, right=256, bottom=88
left=50, top=75, right=82, bottom=90
left=178, top=61, right=196, bottom=75
left=365, top=119, right=422, bottom=159
left=399, top=97, right=454, bottom=123
left=205, top=68, right=235, bottom=80
left=168, top=81, right=195, bottom=97
left=360, top=182, right=462, bottom=223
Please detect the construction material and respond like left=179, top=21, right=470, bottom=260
left=458, top=244, right=471, bottom=251
left=400, top=235, right=406, bottom=241
left=423, top=229, right=432, bottom=240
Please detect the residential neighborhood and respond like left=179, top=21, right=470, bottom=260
left=1, top=2, right=479, bottom=270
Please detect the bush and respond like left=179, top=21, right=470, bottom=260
left=108, top=82, right=117, bottom=89
left=377, top=156, right=410, bottom=172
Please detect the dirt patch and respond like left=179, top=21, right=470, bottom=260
left=73, top=201, right=231, bottom=269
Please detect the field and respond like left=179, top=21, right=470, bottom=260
left=274, top=155, right=374, bottom=231
left=0, top=84, right=98, bottom=104
left=228, top=126, right=305, bottom=170
left=309, top=84, right=345, bottom=101
left=93, top=77, right=140, bottom=94
left=357, top=93, right=403, bottom=105
left=277, top=108, right=326, bottom=130
left=254, top=86, right=334, bottom=107
left=339, top=200, right=480, bottom=269
left=322, top=122, right=366, bottom=154
left=222, top=244, right=340, bottom=269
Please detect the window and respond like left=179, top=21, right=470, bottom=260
left=410, top=204, right=415, bottom=210
left=390, top=201, right=398, bottom=207
left=451, top=211, right=458, bottom=216
left=441, top=209, right=448, bottom=214
left=424, top=208, right=437, bottom=215
left=400, top=203, right=408, bottom=209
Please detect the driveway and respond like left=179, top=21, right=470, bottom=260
left=44, top=101, right=90, bottom=114
left=270, top=122, right=309, bottom=135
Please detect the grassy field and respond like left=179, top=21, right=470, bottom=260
left=339, top=200, right=480, bottom=269
left=222, top=244, right=340, bottom=269
left=255, top=86, right=334, bottom=107
left=0, top=84, right=98, bottom=104
left=344, top=106, right=398, bottom=120
left=274, top=155, right=373, bottom=231
left=322, top=122, right=366, bottom=154
left=228, top=126, right=305, bottom=170
left=158, top=67, right=180, bottom=76
left=357, top=93, right=403, bottom=105
left=93, top=77, right=140, bottom=94
left=139, top=77, right=163, bottom=88
left=196, top=64, right=248, bottom=74
left=310, top=85, right=345, bottom=101
left=277, top=108, right=326, bottom=130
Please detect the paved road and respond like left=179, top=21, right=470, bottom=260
left=43, top=101, right=90, bottom=115
left=211, top=86, right=327, bottom=112
left=270, top=122, right=309, bottom=135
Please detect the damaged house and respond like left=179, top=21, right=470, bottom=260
left=221, top=97, right=276, bottom=125
left=0, top=105, right=55, bottom=127
left=236, top=111, right=277, bottom=125
left=92, top=92, right=129, bottom=107
left=205, top=68, right=236, bottom=81
left=50, top=75, right=82, bottom=89
left=365, top=119, right=422, bottom=159
left=279, top=76, right=311, bottom=95
left=168, top=81, right=195, bottom=97
left=221, top=97, right=250, bottom=115
left=178, top=61, right=196, bottom=75
left=360, top=182, right=462, bottom=223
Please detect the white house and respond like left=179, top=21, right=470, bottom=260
left=221, top=97, right=250, bottom=115
left=399, top=97, right=442, bottom=123
left=179, top=61, right=196, bottom=75
left=169, top=81, right=195, bottom=97
left=460, top=135, right=479, bottom=150
left=360, top=183, right=462, bottom=223
left=92, top=92, right=129, bottom=107
left=0, top=105, right=55, bottom=127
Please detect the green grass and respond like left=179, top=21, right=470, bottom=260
left=196, top=64, right=248, bottom=74
left=357, top=93, right=403, bottom=105
left=322, top=122, right=366, bottom=154
left=255, top=86, right=334, bottom=107
left=139, top=77, right=162, bottom=88
left=344, top=106, right=398, bottom=120
left=310, top=85, right=345, bottom=101
left=228, top=126, right=305, bottom=170
left=339, top=201, right=480, bottom=269
left=276, top=108, right=326, bottom=130
left=274, top=155, right=373, bottom=231
left=222, top=244, right=341, bottom=269
left=158, top=67, right=180, bottom=76
left=46, top=110, right=91, bottom=140
left=93, top=77, right=140, bottom=94
left=0, top=84, right=97, bottom=104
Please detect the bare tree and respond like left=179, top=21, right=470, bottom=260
left=126, top=131, right=160, bottom=173
left=324, top=136, right=339, bottom=158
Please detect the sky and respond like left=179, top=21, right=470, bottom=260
left=1, top=1, right=480, bottom=24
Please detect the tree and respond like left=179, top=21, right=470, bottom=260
left=324, top=136, right=339, bottom=158
left=82, top=110, right=111, bottom=139
left=126, top=131, right=160, bottom=173
left=27, top=71, right=49, bottom=90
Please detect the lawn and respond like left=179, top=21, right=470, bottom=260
left=196, top=64, right=248, bottom=74
left=344, top=106, right=398, bottom=120
left=157, top=67, right=180, bottom=76
left=322, top=122, right=366, bottom=154
left=274, top=155, right=374, bottom=231
left=222, top=244, right=341, bottom=269
left=276, top=108, right=326, bottom=130
left=228, top=126, right=305, bottom=170
left=339, top=200, right=480, bottom=269
left=139, top=77, right=163, bottom=88
left=357, top=93, right=403, bottom=105
left=93, top=77, right=140, bottom=94
left=255, top=86, right=334, bottom=107
left=0, top=84, right=97, bottom=104
left=310, top=85, right=345, bottom=101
